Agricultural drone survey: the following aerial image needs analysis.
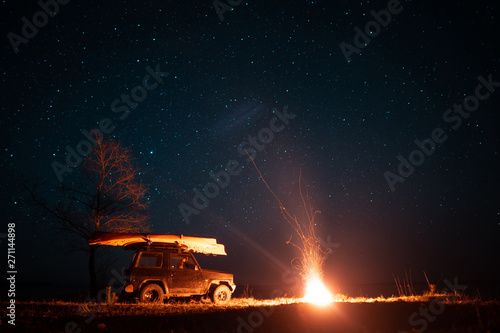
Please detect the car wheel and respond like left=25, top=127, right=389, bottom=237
left=212, top=285, right=231, bottom=305
left=140, top=284, right=164, bottom=303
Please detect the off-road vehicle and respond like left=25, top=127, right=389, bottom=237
left=89, top=232, right=236, bottom=304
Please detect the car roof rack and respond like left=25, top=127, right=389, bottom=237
left=124, top=242, right=191, bottom=252
left=88, top=231, right=227, bottom=255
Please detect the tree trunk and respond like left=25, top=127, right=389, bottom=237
left=89, top=245, right=97, bottom=296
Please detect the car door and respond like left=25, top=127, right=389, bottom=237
left=132, top=251, right=165, bottom=287
left=168, top=253, right=205, bottom=294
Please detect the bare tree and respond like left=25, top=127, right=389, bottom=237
left=26, top=136, right=150, bottom=295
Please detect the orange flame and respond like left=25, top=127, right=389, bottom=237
left=303, top=275, right=333, bottom=305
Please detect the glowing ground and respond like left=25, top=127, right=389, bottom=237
left=2, top=297, right=499, bottom=332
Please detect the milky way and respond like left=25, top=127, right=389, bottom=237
left=2, top=0, right=499, bottom=297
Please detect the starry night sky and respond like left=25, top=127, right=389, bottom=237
left=2, top=0, right=499, bottom=298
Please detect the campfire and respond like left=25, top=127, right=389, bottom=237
left=303, top=273, right=333, bottom=305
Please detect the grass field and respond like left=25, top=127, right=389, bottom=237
left=1, top=296, right=499, bottom=332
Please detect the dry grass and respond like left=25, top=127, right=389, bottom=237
left=2, top=293, right=495, bottom=324
left=331, top=293, right=495, bottom=304
left=4, top=292, right=491, bottom=315
left=2, top=296, right=499, bottom=333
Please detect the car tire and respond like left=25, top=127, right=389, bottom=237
left=140, top=284, right=164, bottom=303
left=212, top=285, right=231, bottom=305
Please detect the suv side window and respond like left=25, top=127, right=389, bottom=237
left=170, top=254, right=197, bottom=270
left=136, top=252, right=163, bottom=268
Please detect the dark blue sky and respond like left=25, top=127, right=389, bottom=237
left=2, top=0, right=499, bottom=298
